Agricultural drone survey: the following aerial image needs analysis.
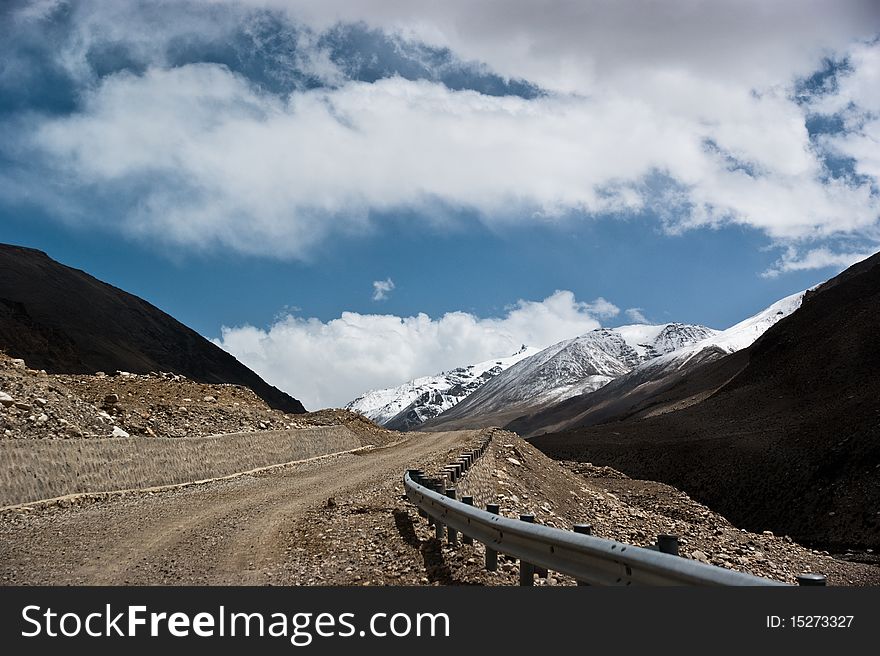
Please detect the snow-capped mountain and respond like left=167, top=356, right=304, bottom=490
left=506, top=290, right=807, bottom=437
left=344, top=345, right=540, bottom=428
left=349, top=291, right=807, bottom=434
left=421, top=322, right=717, bottom=430
left=641, top=290, right=805, bottom=374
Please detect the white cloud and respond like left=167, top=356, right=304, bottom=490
left=762, top=246, right=877, bottom=277
left=625, top=308, right=649, bottom=324
left=244, top=0, right=880, bottom=92
left=372, top=277, right=395, bottom=301
left=214, top=290, right=617, bottom=409
left=12, top=0, right=65, bottom=23
left=811, top=40, right=880, bottom=118
left=19, top=57, right=880, bottom=257
left=5, top=1, right=880, bottom=267
left=812, top=41, right=880, bottom=185
left=580, top=297, right=620, bottom=319
left=29, top=1, right=877, bottom=94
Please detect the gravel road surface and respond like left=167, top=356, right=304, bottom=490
left=0, top=430, right=477, bottom=585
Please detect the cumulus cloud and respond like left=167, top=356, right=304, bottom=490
left=761, top=246, right=876, bottom=277
left=371, top=278, right=395, bottom=301
left=625, top=308, right=649, bottom=324
left=214, top=290, right=618, bottom=409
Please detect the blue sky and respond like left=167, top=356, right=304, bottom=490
left=0, top=200, right=830, bottom=336
left=1, top=1, right=879, bottom=408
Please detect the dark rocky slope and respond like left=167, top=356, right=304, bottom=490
left=0, top=243, right=305, bottom=413
left=532, top=252, right=880, bottom=550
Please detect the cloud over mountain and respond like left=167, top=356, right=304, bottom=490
left=214, top=290, right=618, bottom=408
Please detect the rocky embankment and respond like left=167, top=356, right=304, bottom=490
left=259, top=429, right=880, bottom=586
left=0, top=351, right=384, bottom=442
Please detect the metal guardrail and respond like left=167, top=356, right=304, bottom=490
left=404, top=469, right=792, bottom=586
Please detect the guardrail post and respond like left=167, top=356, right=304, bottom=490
left=410, top=469, right=428, bottom=517
left=461, top=496, right=474, bottom=545
left=433, top=481, right=445, bottom=540
left=519, top=514, right=536, bottom=586
left=573, top=524, right=593, bottom=586
left=485, top=504, right=499, bottom=571
left=408, top=470, right=430, bottom=519
left=657, top=534, right=680, bottom=556
left=423, top=478, right=436, bottom=526
left=445, top=488, right=458, bottom=545
left=796, top=573, right=827, bottom=586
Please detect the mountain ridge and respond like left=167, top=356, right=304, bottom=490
left=419, top=322, right=717, bottom=431
left=0, top=243, right=305, bottom=414
left=345, top=345, right=540, bottom=428
left=507, top=290, right=805, bottom=436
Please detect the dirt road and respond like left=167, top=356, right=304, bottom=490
left=0, top=430, right=478, bottom=585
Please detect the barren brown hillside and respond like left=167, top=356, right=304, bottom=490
left=533, top=252, right=880, bottom=551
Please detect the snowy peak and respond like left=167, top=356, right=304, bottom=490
left=520, top=323, right=714, bottom=400
left=645, top=290, right=805, bottom=372
left=551, top=330, right=642, bottom=377
left=425, top=322, right=717, bottom=427
left=504, top=291, right=811, bottom=438
left=650, top=323, right=721, bottom=357
left=706, top=291, right=804, bottom=353
left=344, top=346, right=541, bottom=426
